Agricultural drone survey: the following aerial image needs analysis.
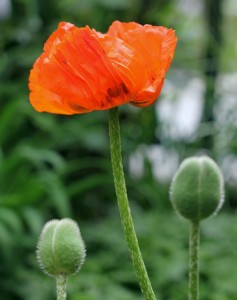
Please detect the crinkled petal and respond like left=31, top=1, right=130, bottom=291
left=29, top=21, right=177, bottom=114
left=96, top=34, right=148, bottom=101
left=107, top=21, right=142, bottom=38
left=29, top=23, right=134, bottom=114
left=29, top=54, right=88, bottom=114
left=107, top=21, right=177, bottom=107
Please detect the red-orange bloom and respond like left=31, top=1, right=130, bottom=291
left=29, top=21, right=177, bottom=115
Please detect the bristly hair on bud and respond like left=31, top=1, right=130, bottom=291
left=36, top=218, right=86, bottom=277
left=170, top=156, right=225, bottom=222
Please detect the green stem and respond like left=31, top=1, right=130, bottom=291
left=189, top=221, right=200, bottom=300
left=56, top=274, right=67, bottom=300
left=108, top=107, right=156, bottom=300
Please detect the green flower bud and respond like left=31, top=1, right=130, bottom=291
left=170, top=156, right=224, bottom=222
left=37, top=218, right=86, bottom=277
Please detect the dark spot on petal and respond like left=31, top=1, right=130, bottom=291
left=107, top=82, right=129, bottom=99
left=107, top=87, right=121, bottom=98
left=105, top=82, right=130, bottom=104
left=120, top=82, right=129, bottom=94
left=69, top=103, right=88, bottom=112
left=106, top=95, right=112, bottom=103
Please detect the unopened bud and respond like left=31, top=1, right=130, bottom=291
left=170, top=156, right=224, bottom=222
left=37, top=218, right=86, bottom=276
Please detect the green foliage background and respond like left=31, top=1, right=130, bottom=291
left=0, top=0, right=237, bottom=299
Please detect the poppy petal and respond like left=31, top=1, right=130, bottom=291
left=43, top=22, right=77, bottom=55
left=107, top=21, right=142, bottom=38
left=96, top=34, right=148, bottom=101
left=29, top=55, right=87, bottom=114
left=107, top=21, right=177, bottom=107
left=29, top=21, right=177, bottom=114
left=29, top=23, right=134, bottom=114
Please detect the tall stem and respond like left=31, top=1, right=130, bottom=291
left=56, top=274, right=67, bottom=300
left=189, top=221, right=200, bottom=300
left=108, top=107, right=156, bottom=300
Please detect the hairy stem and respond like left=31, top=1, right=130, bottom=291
left=108, top=107, right=156, bottom=300
left=56, top=274, right=67, bottom=300
left=189, top=221, right=200, bottom=300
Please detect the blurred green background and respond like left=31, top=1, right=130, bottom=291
left=1, top=0, right=237, bottom=299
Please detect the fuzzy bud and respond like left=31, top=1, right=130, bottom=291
left=170, top=156, right=224, bottom=222
left=37, top=218, right=86, bottom=277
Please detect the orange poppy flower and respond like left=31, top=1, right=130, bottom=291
left=29, top=21, right=177, bottom=115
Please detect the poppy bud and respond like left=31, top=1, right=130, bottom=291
left=170, top=156, right=224, bottom=222
left=37, top=219, right=86, bottom=277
